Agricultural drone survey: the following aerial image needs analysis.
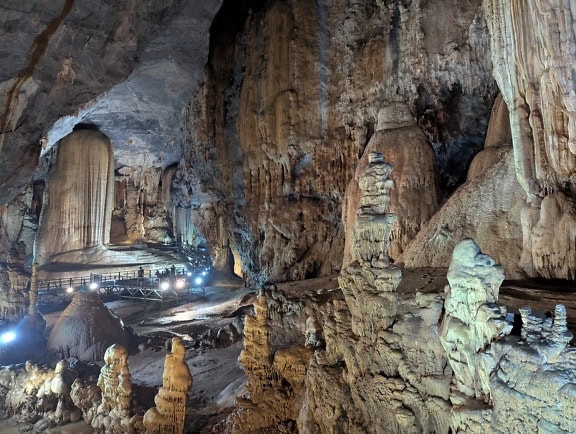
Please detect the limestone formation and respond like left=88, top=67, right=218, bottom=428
left=438, top=240, right=576, bottom=433
left=297, top=153, right=452, bottom=433
left=143, top=337, right=192, bottom=434
left=484, top=0, right=576, bottom=279
left=0, top=360, right=81, bottom=427
left=177, top=0, right=496, bottom=283
left=89, top=344, right=141, bottom=434
left=47, top=292, right=129, bottom=361
left=401, top=147, right=525, bottom=278
left=343, top=103, right=439, bottom=264
left=440, top=239, right=512, bottom=400
left=34, top=129, right=114, bottom=266
left=467, top=93, right=512, bottom=180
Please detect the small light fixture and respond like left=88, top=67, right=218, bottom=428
left=160, top=281, right=170, bottom=291
left=175, top=279, right=185, bottom=289
left=66, top=287, right=74, bottom=294
left=89, top=282, right=99, bottom=291
left=194, top=277, right=203, bottom=286
left=0, top=331, right=16, bottom=345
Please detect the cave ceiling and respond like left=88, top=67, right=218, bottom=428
left=0, top=0, right=221, bottom=204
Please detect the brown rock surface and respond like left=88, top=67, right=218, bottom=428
left=176, top=0, right=496, bottom=283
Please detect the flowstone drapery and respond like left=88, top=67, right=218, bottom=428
left=143, top=337, right=192, bottom=434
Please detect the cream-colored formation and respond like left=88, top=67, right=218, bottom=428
left=343, top=104, right=439, bottom=264
left=0, top=360, right=82, bottom=426
left=34, top=129, right=114, bottom=265
left=143, top=337, right=192, bottom=434
left=71, top=344, right=143, bottom=434
left=484, top=0, right=576, bottom=279
left=400, top=94, right=525, bottom=278
left=441, top=240, right=576, bottom=433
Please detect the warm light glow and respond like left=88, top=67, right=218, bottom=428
left=160, top=281, right=170, bottom=291
left=0, top=331, right=16, bottom=344
left=66, top=287, right=74, bottom=294
left=175, top=279, right=185, bottom=289
left=194, top=277, right=203, bottom=286
left=89, top=282, right=99, bottom=291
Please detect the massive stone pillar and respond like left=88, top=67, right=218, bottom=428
left=34, top=129, right=114, bottom=265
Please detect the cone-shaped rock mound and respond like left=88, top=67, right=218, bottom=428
left=48, top=292, right=129, bottom=361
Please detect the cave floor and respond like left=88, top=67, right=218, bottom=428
left=2, top=269, right=575, bottom=433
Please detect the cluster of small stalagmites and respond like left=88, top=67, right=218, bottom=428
left=71, top=344, right=143, bottom=434
left=143, top=337, right=192, bottom=434
left=0, top=360, right=81, bottom=428
left=518, top=305, right=573, bottom=362
left=352, top=152, right=397, bottom=267
left=440, top=239, right=512, bottom=400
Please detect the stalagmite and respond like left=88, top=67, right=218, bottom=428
left=143, top=337, right=192, bottom=434
left=91, top=344, right=141, bottom=433
left=47, top=292, right=129, bottom=361
left=440, top=239, right=511, bottom=400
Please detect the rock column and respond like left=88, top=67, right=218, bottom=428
left=34, top=129, right=114, bottom=265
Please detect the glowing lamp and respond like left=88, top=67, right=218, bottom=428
left=201, top=271, right=208, bottom=276
left=89, top=282, right=99, bottom=291
left=194, top=277, right=203, bottom=286
left=186, top=272, right=192, bottom=276
left=66, top=287, right=74, bottom=294
left=175, top=279, right=185, bottom=289
left=160, top=281, right=170, bottom=291
left=0, top=331, right=16, bottom=345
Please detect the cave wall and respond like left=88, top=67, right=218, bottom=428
left=176, top=0, right=497, bottom=283
left=484, top=0, right=576, bottom=279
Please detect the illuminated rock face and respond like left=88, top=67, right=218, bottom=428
left=34, top=129, right=114, bottom=265
left=400, top=95, right=525, bottom=278
left=0, top=360, right=81, bottom=425
left=47, top=292, right=129, bottom=362
left=143, top=337, right=192, bottom=434
left=440, top=239, right=511, bottom=399
left=440, top=240, right=576, bottom=433
left=484, top=0, right=576, bottom=279
left=177, top=0, right=495, bottom=283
